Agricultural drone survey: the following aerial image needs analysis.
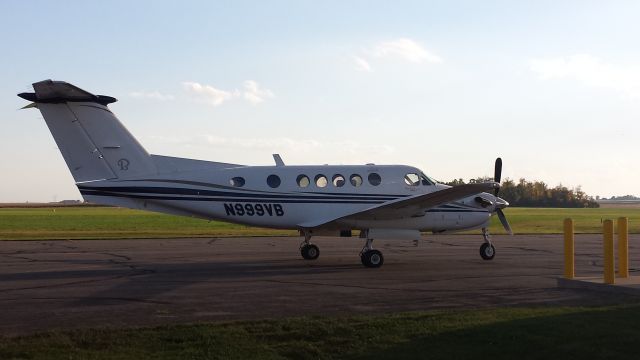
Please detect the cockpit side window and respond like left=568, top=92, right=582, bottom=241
left=404, top=173, right=420, bottom=186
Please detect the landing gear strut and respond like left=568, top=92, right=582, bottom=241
left=300, top=232, right=319, bottom=260
left=479, top=227, right=495, bottom=260
left=360, top=237, right=384, bottom=268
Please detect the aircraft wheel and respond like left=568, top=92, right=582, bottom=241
left=301, top=244, right=320, bottom=260
left=480, top=243, right=495, bottom=260
left=361, top=250, right=384, bottom=268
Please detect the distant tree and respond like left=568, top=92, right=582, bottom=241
left=609, top=195, right=640, bottom=201
left=444, top=177, right=599, bottom=208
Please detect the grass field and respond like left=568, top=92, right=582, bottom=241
left=0, top=207, right=297, bottom=240
left=2, top=304, right=640, bottom=359
left=1, top=207, right=639, bottom=240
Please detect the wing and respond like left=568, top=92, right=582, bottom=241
left=298, top=182, right=498, bottom=228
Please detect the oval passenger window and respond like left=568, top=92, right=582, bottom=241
left=368, top=173, right=382, bottom=186
left=230, top=177, right=245, bottom=187
left=267, top=174, right=281, bottom=188
left=315, top=174, right=328, bottom=188
left=297, top=174, right=310, bottom=188
left=332, top=174, right=345, bottom=187
left=350, top=174, right=363, bottom=187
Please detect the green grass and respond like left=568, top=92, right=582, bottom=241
left=0, top=207, right=296, bottom=240
left=0, top=207, right=639, bottom=240
left=487, top=207, right=640, bottom=235
left=2, top=305, right=640, bottom=359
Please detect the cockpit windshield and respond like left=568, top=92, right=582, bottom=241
left=419, top=172, right=437, bottom=186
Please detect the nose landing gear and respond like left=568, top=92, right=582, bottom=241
left=480, top=227, right=496, bottom=260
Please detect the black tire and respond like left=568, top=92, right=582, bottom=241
left=361, top=250, right=384, bottom=268
left=301, top=244, right=320, bottom=260
left=480, top=243, right=495, bottom=260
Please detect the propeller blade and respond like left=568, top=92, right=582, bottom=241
left=494, top=157, right=502, bottom=195
left=496, top=208, right=513, bottom=235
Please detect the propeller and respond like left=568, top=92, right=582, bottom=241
left=496, top=208, right=513, bottom=235
left=493, top=157, right=512, bottom=235
left=494, top=157, right=502, bottom=195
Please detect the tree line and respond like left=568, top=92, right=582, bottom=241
left=445, top=177, right=599, bottom=208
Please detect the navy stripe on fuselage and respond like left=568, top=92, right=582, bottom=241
left=79, top=190, right=387, bottom=204
left=76, top=185, right=404, bottom=201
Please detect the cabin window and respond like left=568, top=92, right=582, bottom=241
left=267, top=174, right=281, bottom=188
left=404, top=173, right=420, bottom=186
left=350, top=174, right=363, bottom=187
left=230, top=177, right=245, bottom=187
left=368, top=173, right=382, bottom=186
left=315, top=174, right=328, bottom=188
left=332, top=174, right=345, bottom=187
left=297, top=174, right=310, bottom=187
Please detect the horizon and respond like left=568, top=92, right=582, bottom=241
left=2, top=1, right=639, bottom=201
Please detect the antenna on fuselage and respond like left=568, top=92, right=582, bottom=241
left=273, top=154, right=285, bottom=166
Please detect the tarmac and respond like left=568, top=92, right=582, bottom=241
left=1, top=234, right=639, bottom=335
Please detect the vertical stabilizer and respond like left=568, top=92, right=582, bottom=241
left=19, top=80, right=157, bottom=182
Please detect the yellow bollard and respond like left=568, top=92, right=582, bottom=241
left=603, top=220, right=615, bottom=284
left=618, top=217, right=629, bottom=278
left=563, top=218, right=575, bottom=279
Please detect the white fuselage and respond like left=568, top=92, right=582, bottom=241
left=78, top=163, right=493, bottom=233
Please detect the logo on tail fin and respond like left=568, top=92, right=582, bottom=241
left=117, top=158, right=130, bottom=171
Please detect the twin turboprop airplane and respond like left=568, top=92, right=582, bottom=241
left=18, top=80, right=512, bottom=268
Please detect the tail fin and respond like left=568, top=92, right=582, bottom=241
left=19, top=80, right=157, bottom=182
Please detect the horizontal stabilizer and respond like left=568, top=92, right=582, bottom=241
left=20, top=102, right=38, bottom=109
left=18, top=79, right=116, bottom=105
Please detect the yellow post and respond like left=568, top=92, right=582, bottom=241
left=603, top=220, right=615, bottom=284
left=563, top=218, right=575, bottom=279
left=618, top=217, right=629, bottom=278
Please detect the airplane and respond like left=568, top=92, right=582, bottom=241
left=18, top=80, right=512, bottom=268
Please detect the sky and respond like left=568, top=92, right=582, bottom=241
left=1, top=0, right=639, bottom=202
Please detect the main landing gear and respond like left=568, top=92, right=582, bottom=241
left=480, top=227, right=496, bottom=260
left=360, top=238, right=384, bottom=268
left=300, top=232, right=320, bottom=260
left=299, top=231, right=384, bottom=268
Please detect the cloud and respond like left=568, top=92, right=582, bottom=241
left=129, top=91, right=175, bottom=101
left=242, top=80, right=275, bottom=104
left=529, top=54, right=640, bottom=98
left=353, top=56, right=373, bottom=72
left=182, top=81, right=236, bottom=106
left=372, top=38, right=443, bottom=64
left=183, top=81, right=274, bottom=106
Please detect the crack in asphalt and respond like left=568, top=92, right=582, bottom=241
left=504, top=246, right=554, bottom=254
left=0, top=296, right=172, bottom=305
